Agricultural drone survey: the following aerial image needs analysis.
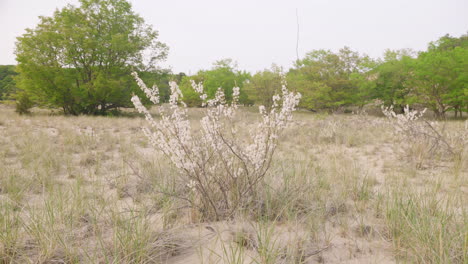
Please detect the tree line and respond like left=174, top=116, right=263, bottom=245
left=1, top=0, right=466, bottom=118
left=250, top=35, right=466, bottom=118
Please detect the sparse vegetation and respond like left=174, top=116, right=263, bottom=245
left=0, top=0, right=466, bottom=263
left=0, top=102, right=465, bottom=263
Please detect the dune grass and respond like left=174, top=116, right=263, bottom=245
left=0, top=104, right=466, bottom=263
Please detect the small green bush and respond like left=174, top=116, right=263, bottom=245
left=15, top=92, right=34, bottom=115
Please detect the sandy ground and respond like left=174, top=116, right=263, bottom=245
left=0, top=104, right=466, bottom=263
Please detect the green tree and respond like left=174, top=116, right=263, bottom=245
left=15, top=91, right=34, bottom=114
left=0, top=65, right=17, bottom=100
left=370, top=49, right=415, bottom=108
left=408, top=34, right=468, bottom=118
left=137, top=69, right=172, bottom=103
left=288, top=47, right=371, bottom=111
left=179, top=74, right=205, bottom=107
left=15, top=0, right=168, bottom=115
left=243, top=65, right=283, bottom=108
left=179, top=59, right=251, bottom=107
left=286, top=69, right=333, bottom=110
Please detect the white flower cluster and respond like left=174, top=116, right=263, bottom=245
left=190, top=80, right=207, bottom=105
left=381, top=105, right=465, bottom=167
left=382, top=105, right=427, bottom=137
left=131, top=72, right=301, bottom=219
left=131, top=72, right=159, bottom=104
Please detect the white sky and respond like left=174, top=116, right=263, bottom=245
left=1, top=0, right=467, bottom=74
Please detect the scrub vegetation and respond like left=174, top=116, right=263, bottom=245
left=0, top=0, right=467, bottom=263
left=0, top=103, right=466, bottom=263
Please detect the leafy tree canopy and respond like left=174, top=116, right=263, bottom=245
left=179, top=59, right=251, bottom=107
left=243, top=65, right=283, bottom=108
left=288, top=47, right=372, bottom=110
left=15, top=0, right=168, bottom=115
left=369, top=49, right=415, bottom=107
left=0, top=65, right=17, bottom=100
left=408, top=33, right=468, bottom=117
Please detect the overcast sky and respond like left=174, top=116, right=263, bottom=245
left=1, top=0, right=467, bottom=73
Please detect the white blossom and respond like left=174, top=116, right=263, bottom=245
left=131, top=72, right=301, bottom=218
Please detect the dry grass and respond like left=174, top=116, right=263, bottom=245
left=0, top=104, right=466, bottom=263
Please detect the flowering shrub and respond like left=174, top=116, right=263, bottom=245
left=382, top=105, right=466, bottom=168
left=382, top=105, right=427, bottom=138
left=131, top=72, right=301, bottom=220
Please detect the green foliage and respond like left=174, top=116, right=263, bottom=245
left=15, top=92, right=34, bottom=115
left=286, top=73, right=333, bottom=110
left=15, top=0, right=168, bottom=115
left=137, top=69, right=172, bottom=103
left=11, top=17, right=467, bottom=118
left=0, top=65, right=17, bottom=100
left=287, top=47, right=372, bottom=111
left=179, top=59, right=252, bottom=106
left=283, top=34, right=466, bottom=115
left=243, top=65, right=282, bottom=108
left=408, top=34, right=468, bottom=117
left=179, top=75, right=204, bottom=107
left=370, top=49, right=415, bottom=107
